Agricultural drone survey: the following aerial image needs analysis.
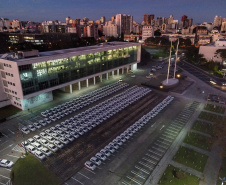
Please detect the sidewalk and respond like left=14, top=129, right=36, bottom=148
left=181, top=143, right=211, bottom=156
left=190, top=129, right=212, bottom=138
left=169, top=160, right=203, bottom=179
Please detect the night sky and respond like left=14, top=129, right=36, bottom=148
left=1, top=0, right=226, bottom=24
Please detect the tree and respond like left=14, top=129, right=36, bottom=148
left=184, top=46, right=206, bottom=65
left=140, top=46, right=151, bottom=65
left=154, top=29, right=161, bottom=36
left=215, top=49, right=226, bottom=62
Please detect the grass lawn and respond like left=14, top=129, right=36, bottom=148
left=217, top=157, right=226, bottom=185
left=173, top=146, right=208, bottom=172
left=204, top=104, right=225, bottom=114
left=0, top=105, right=21, bottom=120
left=11, top=154, right=62, bottom=185
left=159, top=165, right=200, bottom=185
left=152, top=51, right=169, bottom=58
left=184, top=132, right=212, bottom=151
left=198, top=111, right=223, bottom=122
left=192, top=120, right=214, bottom=135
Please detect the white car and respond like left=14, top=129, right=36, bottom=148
left=46, top=136, right=55, bottom=143
left=20, top=127, right=30, bottom=134
left=54, top=140, right=64, bottom=149
left=27, top=138, right=35, bottom=145
left=47, top=143, right=58, bottom=152
left=33, top=122, right=42, bottom=129
left=32, top=142, right=43, bottom=150
left=27, top=145, right=37, bottom=154
left=113, top=139, right=123, bottom=146
left=21, top=141, right=29, bottom=149
left=33, top=135, right=41, bottom=142
left=95, top=152, right=106, bottom=161
left=40, top=139, right=49, bottom=147
left=27, top=124, right=36, bottom=131
left=109, top=142, right=119, bottom=150
left=35, top=150, right=46, bottom=160
left=65, top=134, right=75, bottom=142
left=59, top=137, right=69, bottom=145
left=90, top=157, right=101, bottom=166
left=104, top=145, right=115, bottom=153
left=0, top=159, right=14, bottom=168
left=84, top=161, right=96, bottom=171
left=40, top=132, right=48, bottom=138
left=41, top=147, right=52, bottom=156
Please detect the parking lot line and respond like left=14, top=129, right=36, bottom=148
left=96, top=166, right=102, bottom=169
left=84, top=168, right=96, bottom=174
left=166, top=128, right=178, bottom=134
left=71, top=177, right=84, bottom=185
left=142, top=157, right=157, bottom=165
left=135, top=165, right=150, bottom=174
left=156, top=140, right=170, bottom=146
left=163, top=131, right=177, bottom=137
left=64, top=182, right=69, bottom=185
left=0, top=174, right=10, bottom=179
left=0, top=140, right=9, bottom=146
left=145, top=153, right=160, bottom=161
left=7, top=154, right=20, bottom=158
left=126, top=175, right=142, bottom=185
left=151, top=146, right=165, bottom=153
left=131, top=170, right=146, bottom=179
left=154, top=143, right=168, bottom=150
left=159, top=137, right=173, bottom=143
left=162, top=133, right=175, bottom=140
left=148, top=150, right=163, bottom=157
left=121, top=180, right=130, bottom=185
left=78, top=172, right=90, bottom=179
left=0, top=182, right=5, bottom=185
left=138, top=161, right=153, bottom=170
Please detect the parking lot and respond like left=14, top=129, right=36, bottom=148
left=63, top=99, right=200, bottom=185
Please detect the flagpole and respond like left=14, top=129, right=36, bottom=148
left=166, top=41, right=172, bottom=84
left=174, top=39, right=179, bottom=79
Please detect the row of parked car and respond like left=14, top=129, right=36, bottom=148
left=21, top=86, right=151, bottom=160
left=19, top=82, right=129, bottom=135
left=41, top=82, right=129, bottom=118
left=84, top=95, right=175, bottom=170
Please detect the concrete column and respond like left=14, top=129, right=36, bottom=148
left=106, top=73, right=108, bottom=80
left=117, top=69, right=119, bottom=76
left=100, top=75, right=102, bottom=82
left=93, top=77, right=96, bottom=85
left=69, top=84, right=72, bottom=94
left=86, top=79, right=89, bottom=87
left=112, top=71, right=114, bottom=78
left=132, top=63, right=137, bottom=71
left=127, top=67, right=129, bottom=73
left=78, top=81, right=81, bottom=90
left=122, top=68, right=124, bottom=74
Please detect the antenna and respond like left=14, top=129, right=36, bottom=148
left=174, top=39, right=179, bottom=79
left=166, top=41, right=172, bottom=84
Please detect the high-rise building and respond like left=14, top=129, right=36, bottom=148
left=149, top=14, right=155, bottom=22
left=115, top=14, right=133, bottom=35
left=143, top=14, right=149, bottom=25
left=103, top=23, right=119, bottom=37
left=168, top=15, right=174, bottom=24
left=181, top=15, right=188, bottom=22
left=100, top=16, right=106, bottom=24
left=213, top=15, right=222, bottom=27
left=221, top=22, right=226, bottom=32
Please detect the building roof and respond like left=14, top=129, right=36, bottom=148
left=1, top=41, right=140, bottom=66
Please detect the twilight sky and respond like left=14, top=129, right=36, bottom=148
left=0, top=0, right=226, bottom=24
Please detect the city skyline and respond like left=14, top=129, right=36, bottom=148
left=1, top=0, right=226, bottom=24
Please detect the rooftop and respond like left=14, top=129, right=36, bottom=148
left=0, top=41, right=140, bottom=65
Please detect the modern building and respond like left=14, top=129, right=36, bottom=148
left=115, top=14, right=133, bottom=35
left=103, top=22, right=119, bottom=37
left=199, top=39, right=226, bottom=65
left=142, top=26, right=154, bottom=41
left=0, top=42, right=141, bottom=110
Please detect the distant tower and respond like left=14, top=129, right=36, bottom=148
left=66, top=16, right=70, bottom=24
left=213, top=15, right=222, bottom=27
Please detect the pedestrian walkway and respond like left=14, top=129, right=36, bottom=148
left=196, top=118, right=215, bottom=124
left=199, top=144, right=223, bottom=185
left=144, top=102, right=203, bottom=185
left=190, top=129, right=212, bottom=138
left=181, top=143, right=210, bottom=156
left=169, top=160, right=203, bottom=179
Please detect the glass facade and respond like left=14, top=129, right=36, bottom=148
left=19, top=46, right=138, bottom=95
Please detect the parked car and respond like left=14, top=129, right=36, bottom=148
left=0, top=159, right=14, bottom=168
left=84, top=161, right=96, bottom=171
left=90, top=157, right=101, bottom=166
left=95, top=152, right=106, bottom=161
left=35, top=150, right=46, bottom=160
left=19, top=127, right=30, bottom=134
